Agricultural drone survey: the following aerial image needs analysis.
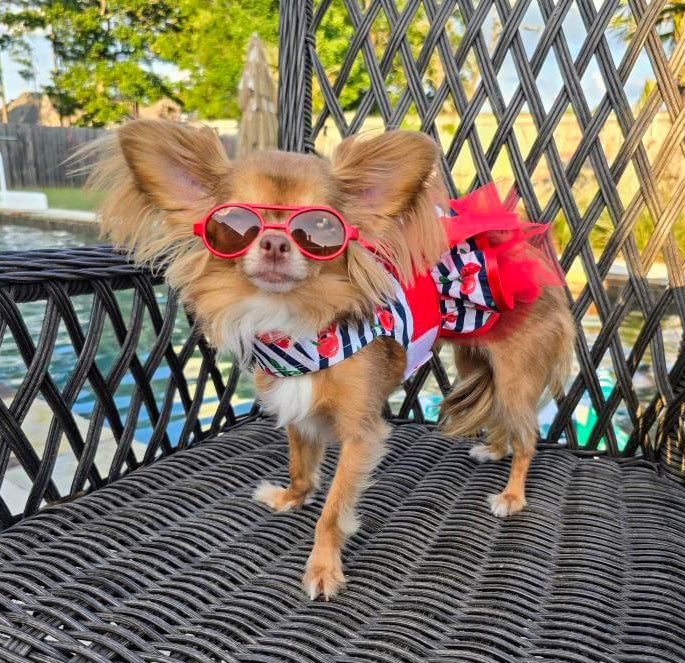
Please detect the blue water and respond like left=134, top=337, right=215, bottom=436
left=1, top=223, right=681, bottom=450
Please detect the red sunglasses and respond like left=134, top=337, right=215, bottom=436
left=193, top=203, right=360, bottom=260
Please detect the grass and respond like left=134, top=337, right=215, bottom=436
left=42, top=187, right=105, bottom=211
left=13, top=187, right=105, bottom=211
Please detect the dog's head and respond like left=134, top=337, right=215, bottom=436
left=93, top=120, right=447, bottom=354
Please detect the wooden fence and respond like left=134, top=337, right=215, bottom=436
left=0, top=124, right=103, bottom=189
left=0, top=123, right=237, bottom=189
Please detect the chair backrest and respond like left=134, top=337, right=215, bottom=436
left=277, top=0, right=685, bottom=473
left=0, top=247, right=249, bottom=527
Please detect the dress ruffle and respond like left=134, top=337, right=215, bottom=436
left=442, top=183, right=566, bottom=311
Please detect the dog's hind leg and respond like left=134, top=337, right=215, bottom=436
left=484, top=337, right=546, bottom=517
left=469, top=423, right=512, bottom=463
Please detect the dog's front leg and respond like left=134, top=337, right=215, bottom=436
left=254, top=424, right=325, bottom=511
left=303, top=418, right=388, bottom=600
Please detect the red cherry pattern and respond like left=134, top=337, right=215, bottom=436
left=316, top=324, right=339, bottom=358
left=376, top=308, right=395, bottom=332
left=460, top=278, right=476, bottom=295
left=459, top=262, right=480, bottom=296
left=460, top=262, right=481, bottom=277
left=257, top=332, right=291, bottom=349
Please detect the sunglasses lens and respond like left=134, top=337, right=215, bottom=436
left=205, top=207, right=261, bottom=255
left=289, top=210, right=346, bottom=257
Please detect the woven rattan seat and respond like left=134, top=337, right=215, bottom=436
left=1, top=419, right=684, bottom=662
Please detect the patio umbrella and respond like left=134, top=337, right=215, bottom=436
left=236, top=34, right=277, bottom=159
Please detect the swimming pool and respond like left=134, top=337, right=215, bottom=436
left=1, top=221, right=681, bottom=450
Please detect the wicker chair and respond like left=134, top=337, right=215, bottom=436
left=1, top=1, right=684, bottom=661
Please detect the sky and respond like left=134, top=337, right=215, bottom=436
left=1, top=4, right=658, bottom=113
left=1, top=34, right=52, bottom=99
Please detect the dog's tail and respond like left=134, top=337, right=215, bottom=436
left=539, top=303, right=576, bottom=409
left=537, top=347, right=573, bottom=410
left=439, top=361, right=495, bottom=436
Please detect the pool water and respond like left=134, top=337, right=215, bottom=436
left=1, top=223, right=682, bottom=451
left=5, top=285, right=257, bottom=446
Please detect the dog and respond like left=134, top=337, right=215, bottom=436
left=91, top=120, right=575, bottom=600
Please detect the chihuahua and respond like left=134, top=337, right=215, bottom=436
left=92, top=120, right=575, bottom=600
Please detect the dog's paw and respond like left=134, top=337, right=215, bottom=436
left=303, top=553, right=346, bottom=601
left=488, top=491, right=527, bottom=517
left=253, top=481, right=303, bottom=512
left=469, top=443, right=507, bottom=463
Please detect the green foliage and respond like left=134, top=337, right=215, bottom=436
left=1, top=1, right=471, bottom=124
left=54, top=0, right=184, bottom=126
left=314, top=0, right=368, bottom=112
left=2, top=0, right=277, bottom=123
left=155, top=0, right=278, bottom=120
left=2, top=0, right=183, bottom=126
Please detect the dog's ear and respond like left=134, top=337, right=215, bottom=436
left=331, top=130, right=447, bottom=288
left=89, top=119, right=231, bottom=265
left=117, top=119, right=230, bottom=211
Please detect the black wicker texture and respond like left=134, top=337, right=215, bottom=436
left=0, top=247, right=253, bottom=529
left=0, top=419, right=683, bottom=663
left=277, top=0, right=685, bottom=474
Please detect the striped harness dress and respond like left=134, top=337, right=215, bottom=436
left=250, top=186, right=563, bottom=381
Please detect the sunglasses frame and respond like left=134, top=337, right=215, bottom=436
left=193, top=203, right=360, bottom=261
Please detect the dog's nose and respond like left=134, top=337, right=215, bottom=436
left=259, top=233, right=290, bottom=259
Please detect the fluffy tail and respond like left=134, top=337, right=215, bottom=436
left=439, top=361, right=495, bottom=436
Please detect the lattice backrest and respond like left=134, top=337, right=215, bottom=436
left=278, top=0, right=685, bottom=473
left=0, top=248, right=251, bottom=527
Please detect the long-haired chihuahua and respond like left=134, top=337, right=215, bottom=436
left=91, top=120, right=575, bottom=600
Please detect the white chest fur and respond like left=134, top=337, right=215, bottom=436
left=257, top=373, right=314, bottom=428
left=218, top=294, right=309, bottom=364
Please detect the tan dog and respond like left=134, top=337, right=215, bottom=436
left=92, top=120, right=575, bottom=600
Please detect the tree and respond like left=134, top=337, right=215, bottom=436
left=2, top=1, right=184, bottom=127
left=3, top=0, right=280, bottom=123
left=155, top=0, right=278, bottom=120
left=2, top=0, right=472, bottom=127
